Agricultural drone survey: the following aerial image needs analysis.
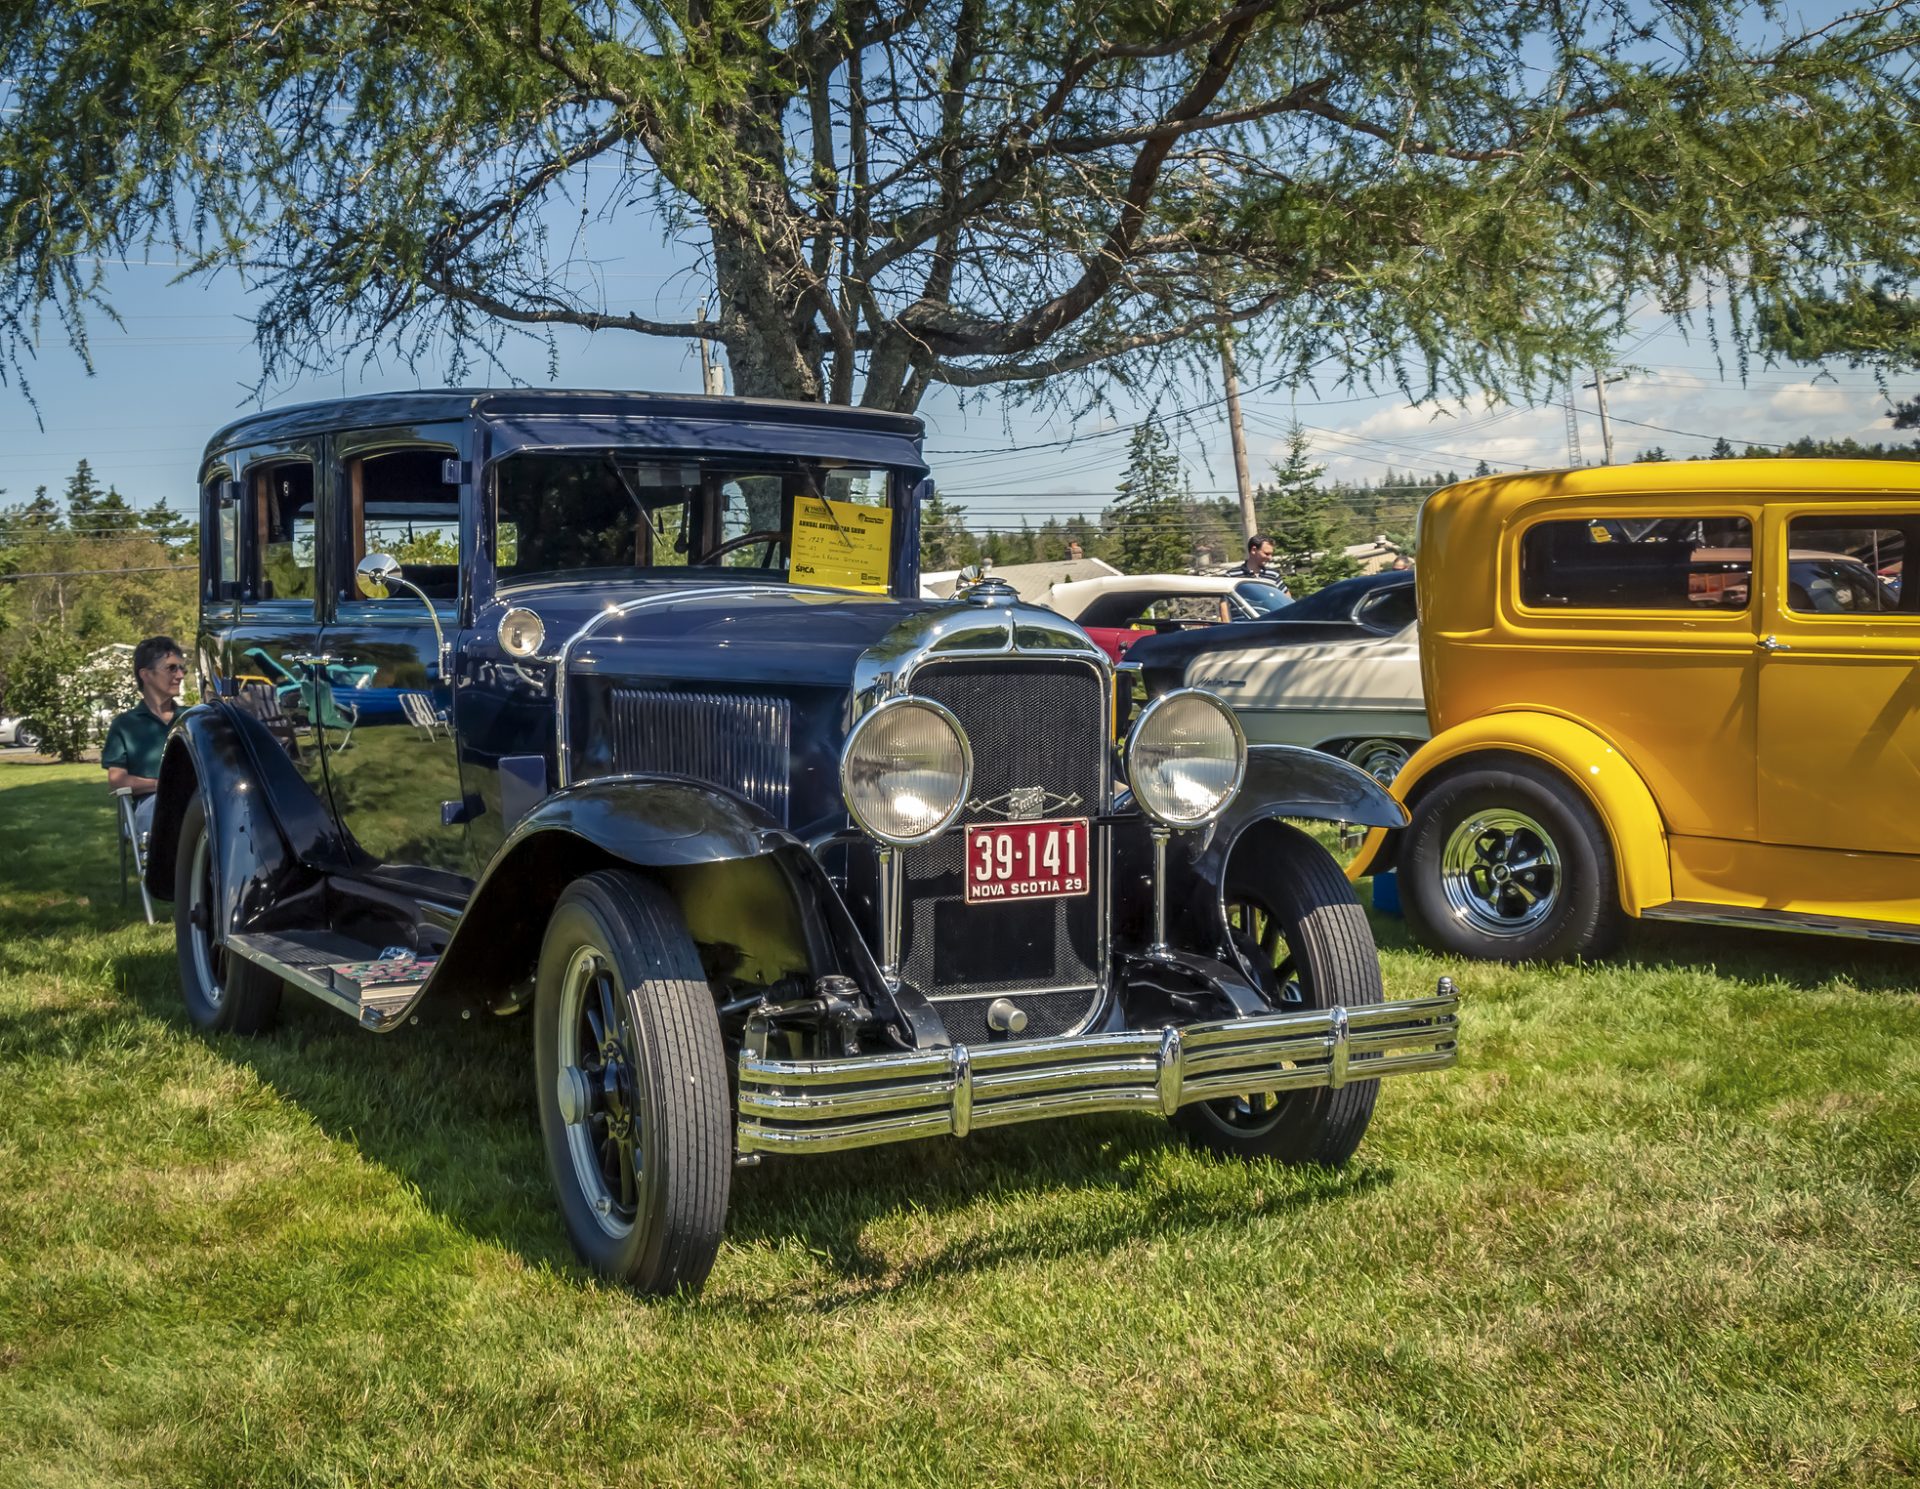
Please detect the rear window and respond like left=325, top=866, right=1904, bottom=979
left=1520, top=517, right=1753, bottom=611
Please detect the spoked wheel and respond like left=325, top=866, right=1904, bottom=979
left=172, top=795, right=282, bottom=1034
left=1173, top=823, right=1382, bottom=1166
left=534, top=870, right=731, bottom=1295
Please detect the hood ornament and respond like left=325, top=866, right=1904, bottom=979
left=968, top=786, right=1083, bottom=820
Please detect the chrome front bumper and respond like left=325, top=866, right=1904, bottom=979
left=736, top=985, right=1459, bottom=1155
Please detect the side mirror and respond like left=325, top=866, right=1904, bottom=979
left=356, top=551, right=403, bottom=600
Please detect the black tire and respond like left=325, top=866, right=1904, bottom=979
left=1400, top=755, right=1623, bottom=963
left=533, top=870, right=731, bottom=1296
left=15, top=723, right=40, bottom=751
left=172, top=796, right=283, bottom=1034
left=1174, top=824, right=1382, bottom=1167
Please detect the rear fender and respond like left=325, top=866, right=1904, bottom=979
left=144, top=702, right=348, bottom=934
left=1344, top=712, right=1672, bottom=914
left=429, top=776, right=903, bottom=1026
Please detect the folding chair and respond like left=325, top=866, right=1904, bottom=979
left=113, top=787, right=156, bottom=925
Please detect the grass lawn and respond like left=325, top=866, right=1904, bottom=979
left=1, top=758, right=1915, bottom=1487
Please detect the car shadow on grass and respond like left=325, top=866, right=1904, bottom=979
left=82, top=941, right=1392, bottom=1297
left=1366, top=900, right=1918, bottom=996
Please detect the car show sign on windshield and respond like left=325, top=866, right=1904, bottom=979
left=791, top=496, right=892, bottom=592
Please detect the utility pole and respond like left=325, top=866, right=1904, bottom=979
left=1583, top=369, right=1628, bottom=464
left=696, top=308, right=727, bottom=396
left=1220, top=327, right=1257, bottom=542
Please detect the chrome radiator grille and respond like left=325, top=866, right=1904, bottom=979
left=900, top=659, right=1107, bottom=1039
left=607, top=688, right=790, bottom=824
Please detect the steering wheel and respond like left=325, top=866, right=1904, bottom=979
left=698, top=530, right=784, bottom=566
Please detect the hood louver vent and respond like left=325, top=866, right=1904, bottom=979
left=606, top=689, right=792, bottom=825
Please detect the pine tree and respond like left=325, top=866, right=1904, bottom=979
left=919, top=488, right=979, bottom=571
left=1109, top=423, right=1192, bottom=574
left=1258, top=424, right=1361, bottom=596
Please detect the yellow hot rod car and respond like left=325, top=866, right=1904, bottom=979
left=1352, top=459, right=1920, bottom=961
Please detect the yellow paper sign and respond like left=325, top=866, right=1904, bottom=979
left=789, top=496, right=893, bottom=593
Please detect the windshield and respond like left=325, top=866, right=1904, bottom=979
left=1234, top=580, right=1292, bottom=615
left=493, top=451, right=900, bottom=592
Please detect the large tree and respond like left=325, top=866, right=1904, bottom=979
left=2, top=2, right=1917, bottom=411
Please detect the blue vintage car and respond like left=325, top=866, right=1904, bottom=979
left=147, top=390, right=1458, bottom=1295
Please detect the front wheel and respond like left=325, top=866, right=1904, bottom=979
left=172, top=796, right=282, bottom=1034
left=1174, top=824, right=1382, bottom=1167
left=1399, top=756, right=1623, bottom=962
left=534, top=870, right=732, bottom=1296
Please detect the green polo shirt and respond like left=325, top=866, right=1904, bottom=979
left=101, top=703, right=171, bottom=782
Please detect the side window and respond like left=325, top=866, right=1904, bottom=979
left=250, top=462, right=316, bottom=602
left=1356, top=585, right=1417, bottom=632
left=1783, top=517, right=1913, bottom=616
left=202, top=473, right=241, bottom=602
left=1519, top=516, right=1753, bottom=611
left=344, top=447, right=461, bottom=603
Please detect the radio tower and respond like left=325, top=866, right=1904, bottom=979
left=1562, top=380, right=1584, bottom=467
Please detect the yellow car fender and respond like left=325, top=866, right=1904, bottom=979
left=1346, top=711, right=1672, bottom=915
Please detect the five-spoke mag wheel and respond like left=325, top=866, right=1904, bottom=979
left=1439, top=808, right=1560, bottom=938
left=1402, top=756, right=1623, bottom=963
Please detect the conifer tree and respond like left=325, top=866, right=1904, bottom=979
left=1109, top=423, right=1192, bottom=575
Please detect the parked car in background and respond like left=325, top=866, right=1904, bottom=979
left=1350, top=460, right=1920, bottom=962
left=1265, top=568, right=1416, bottom=633
left=145, top=389, right=1459, bottom=1296
left=1044, top=572, right=1293, bottom=661
left=0, top=715, right=43, bottom=751
left=1122, top=568, right=1425, bottom=780
left=1130, top=622, right=1426, bottom=784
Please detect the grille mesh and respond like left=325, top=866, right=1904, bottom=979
left=901, top=659, right=1106, bottom=1021
left=606, top=688, right=790, bottom=824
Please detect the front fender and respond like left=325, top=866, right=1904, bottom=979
left=144, top=702, right=349, bottom=934
left=1345, top=711, right=1672, bottom=915
left=1156, top=745, right=1405, bottom=957
left=429, top=776, right=912, bottom=1030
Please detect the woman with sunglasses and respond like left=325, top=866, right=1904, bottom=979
left=102, top=636, right=187, bottom=836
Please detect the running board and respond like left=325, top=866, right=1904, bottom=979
left=224, top=931, right=437, bottom=1028
left=1641, top=900, right=1920, bottom=946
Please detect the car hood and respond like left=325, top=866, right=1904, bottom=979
left=1186, top=625, right=1422, bottom=709
left=482, top=579, right=935, bottom=689
left=1125, top=617, right=1376, bottom=695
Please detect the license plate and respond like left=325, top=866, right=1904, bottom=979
left=964, top=818, right=1091, bottom=905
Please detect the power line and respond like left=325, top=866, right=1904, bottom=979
left=0, top=564, right=195, bottom=581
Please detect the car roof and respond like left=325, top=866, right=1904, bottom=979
left=1429, top=458, right=1920, bottom=518
left=1279, top=568, right=1412, bottom=619
left=1047, top=573, right=1255, bottom=612
left=202, top=388, right=925, bottom=460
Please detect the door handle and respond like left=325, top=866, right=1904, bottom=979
left=1756, top=635, right=1791, bottom=653
left=286, top=652, right=337, bottom=667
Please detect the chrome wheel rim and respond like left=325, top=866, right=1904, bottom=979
left=1345, top=737, right=1410, bottom=785
left=188, top=832, right=224, bottom=1007
left=556, top=946, right=639, bottom=1239
left=1440, top=809, right=1560, bottom=937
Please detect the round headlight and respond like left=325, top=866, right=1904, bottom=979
left=1126, top=688, right=1247, bottom=828
left=497, top=607, right=546, bottom=659
left=841, top=698, right=973, bottom=846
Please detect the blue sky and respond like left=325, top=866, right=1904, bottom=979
left=1, top=160, right=1908, bottom=534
